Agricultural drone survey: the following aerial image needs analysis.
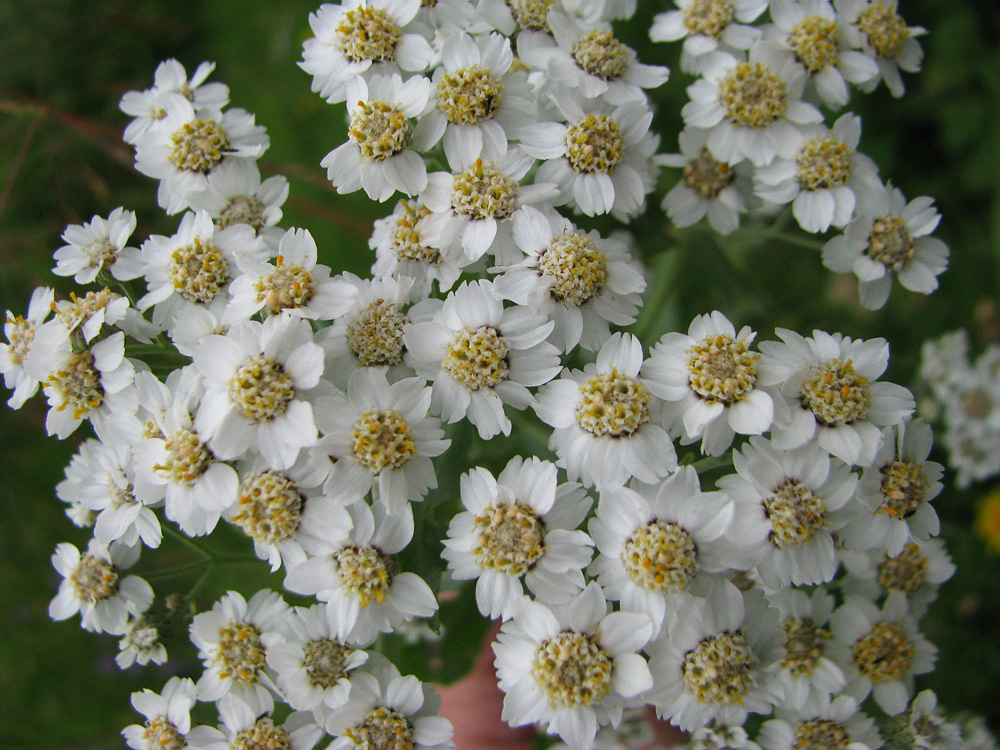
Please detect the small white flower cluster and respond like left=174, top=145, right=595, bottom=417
left=655, top=0, right=948, bottom=310
left=917, top=329, right=1000, bottom=488
left=0, top=2, right=970, bottom=750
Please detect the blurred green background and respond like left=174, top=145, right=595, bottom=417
left=1, top=0, right=999, bottom=747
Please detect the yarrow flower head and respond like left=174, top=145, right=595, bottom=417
left=53, top=208, right=143, bottom=285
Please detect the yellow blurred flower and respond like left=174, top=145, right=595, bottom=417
left=975, top=487, right=1000, bottom=554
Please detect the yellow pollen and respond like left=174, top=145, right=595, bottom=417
left=436, top=66, right=504, bottom=125
left=442, top=326, right=510, bottom=391
left=231, top=718, right=291, bottom=750
left=877, top=543, right=928, bottom=594
left=682, top=630, right=756, bottom=705
left=336, top=7, right=401, bottom=64
left=683, top=148, right=734, bottom=199
left=70, top=554, right=119, bottom=602
left=796, top=137, right=852, bottom=191
left=572, top=29, right=629, bottom=81
left=686, top=333, right=759, bottom=404
left=219, top=194, right=266, bottom=231
left=763, top=478, right=826, bottom=548
left=789, top=16, right=841, bottom=73
left=537, top=232, right=608, bottom=305
left=392, top=202, right=440, bottom=264
left=780, top=616, right=830, bottom=676
left=851, top=620, right=914, bottom=682
left=232, top=471, right=304, bottom=545
left=451, top=160, right=518, bottom=220
left=228, top=355, right=295, bottom=423
left=856, top=3, right=910, bottom=58
left=683, top=0, right=734, bottom=38
left=303, top=638, right=350, bottom=688
left=720, top=62, right=787, bottom=128
left=215, top=621, right=267, bottom=685
left=877, top=460, right=928, bottom=518
left=333, top=545, right=395, bottom=608
left=621, top=520, right=699, bottom=592
left=795, top=719, right=850, bottom=750
left=45, top=351, right=105, bottom=419
left=351, top=409, right=417, bottom=473
left=349, top=101, right=412, bottom=160
left=348, top=706, right=414, bottom=750
left=142, top=717, right=186, bottom=750
left=473, top=502, right=546, bottom=575
left=532, top=631, right=613, bottom=708
left=575, top=367, right=652, bottom=437
left=866, top=216, right=915, bottom=271
left=346, top=299, right=408, bottom=366
left=169, top=118, right=229, bottom=173
left=169, top=237, right=230, bottom=303
left=800, top=358, right=870, bottom=427
left=255, top=263, right=315, bottom=314
left=506, top=0, right=553, bottom=30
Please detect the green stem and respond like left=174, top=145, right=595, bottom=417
left=161, top=524, right=214, bottom=560
left=739, top=228, right=827, bottom=251
left=687, top=454, right=734, bottom=472
left=631, top=250, right=677, bottom=342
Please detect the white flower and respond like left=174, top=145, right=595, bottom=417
left=643, top=311, right=773, bottom=456
left=323, top=73, right=431, bottom=201
left=313, top=368, right=450, bottom=514
left=53, top=207, right=143, bottom=284
left=757, top=694, right=882, bottom=750
left=122, top=677, right=225, bottom=750
left=187, top=157, right=289, bottom=247
left=284, top=501, right=437, bottom=645
left=682, top=46, right=823, bottom=167
left=1, top=286, right=54, bottom=408
left=588, top=466, right=737, bottom=640
left=442, top=456, right=593, bottom=619
left=216, top=691, right=325, bottom=750
left=193, top=315, right=324, bottom=470
left=405, top=280, right=562, bottom=439
left=492, top=206, right=645, bottom=353
left=844, top=420, right=943, bottom=556
left=535, top=332, right=676, bottom=487
left=821, top=182, right=949, bottom=310
left=51, top=288, right=131, bottom=343
left=758, top=328, right=915, bottom=466
left=650, top=0, right=767, bottom=74
left=116, top=614, right=168, bottom=669
left=493, top=583, right=654, bottom=750
left=836, top=0, right=926, bottom=98
left=754, top=113, right=880, bottom=234
left=902, top=690, right=963, bottom=750
left=49, top=538, right=153, bottom=634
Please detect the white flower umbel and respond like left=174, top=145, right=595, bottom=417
left=647, top=581, right=784, bottom=732
left=323, top=73, right=431, bottom=201
left=300, top=0, right=434, bottom=105
left=650, top=0, right=767, bottom=74
left=659, top=128, right=749, bottom=235
left=49, top=538, right=152, bottom=634
left=844, top=420, right=943, bottom=556
left=719, top=437, right=859, bottom=588
left=227, top=227, right=356, bottom=322
left=414, top=32, right=535, bottom=171
left=763, top=588, right=846, bottom=715
left=493, top=583, right=654, bottom=750
left=421, top=151, right=559, bottom=264
left=406, top=280, right=561, bottom=439
left=134, top=96, right=269, bottom=214
left=53, top=207, right=143, bottom=284
left=821, top=183, right=949, bottom=310
left=492, top=206, right=645, bottom=353
left=643, top=311, right=773, bottom=456
left=588, top=466, right=737, bottom=640
left=754, top=113, right=880, bottom=234
left=266, top=603, right=370, bottom=713
left=314, top=368, right=449, bottom=514
left=217, top=691, right=325, bottom=750
left=284, top=501, right=437, bottom=645
left=758, top=329, right=915, bottom=466
left=122, top=677, right=226, bottom=750
left=193, top=315, right=324, bottom=470
left=830, top=595, right=936, bottom=716
left=535, top=332, right=676, bottom=487
left=187, top=158, right=289, bottom=247
left=520, top=90, right=657, bottom=218
left=837, top=0, right=925, bottom=98
left=1, top=285, right=54, bottom=408
left=324, top=654, right=453, bottom=750
left=757, top=694, right=882, bottom=750
left=682, top=45, right=823, bottom=167
left=189, top=589, right=289, bottom=709
left=442, top=457, right=593, bottom=619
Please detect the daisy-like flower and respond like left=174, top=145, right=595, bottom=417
left=829, top=595, right=936, bottom=716
left=492, top=206, right=645, bottom=353
left=216, top=691, right=325, bottom=750
left=659, top=128, right=750, bottom=235
left=53, top=207, right=143, bottom=284
left=844, top=420, right=943, bottom=556
left=187, top=157, right=289, bottom=247
left=442, top=457, right=594, bottom=619
left=682, top=45, right=823, bottom=167
left=317, top=273, right=416, bottom=388
left=763, top=588, right=847, bottom=715
left=193, top=315, right=324, bottom=470
left=116, top=614, right=168, bottom=669
left=720, top=437, right=860, bottom=588
left=122, top=677, right=226, bottom=750
left=189, top=589, right=289, bottom=709
left=227, top=227, right=357, bottom=322
left=137, top=210, right=269, bottom=330
left=119, top=59, right=229, bottom=145
left=754, top=113, right=880, bottom=234
left=836, top=0, right=925, bottom=98
left=314, top=369, right=450, bottom=514
left=900, top=690, right=963, bottom=750
left=50, top=288, right=131, bottom=344
left=324, top=654, right=453, bottom=750
left=588, top=466, right=737, bottom=640
left=821, top=183, right=949, bottom=310
left=1, top=286, right=54, bottom=408
left=323, top=73, right=431, bottom=201
left=49, top=538, right=153, bottom=634
left=647, top=581, right=784, bottom=732
left=266, top=603, right=370, bottom=713
left=493, top=583, right=654, bottom=750
left=520, top=11, right=669, bottom=104
left=405, top=280, right=562, bottom=440
left=478, top=0, right=555, bottom=36
left=650, top=0, right=767, bottom=74
left=758, top=328, right=915, bottom=466
left=284, top=501, right=437, bottom=645
left=421, top=151, right=559, bottom=264
left=643, top=310, right=773, bottom=456
left=134, top=96, right=269, bottom=214
left=535, top=332, right=677, bottom=487
left=300, top=0, right=434, bottom=105
left=757, top=694, right=882, bottom=750
left=520, top=90, right=658, bottom=218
